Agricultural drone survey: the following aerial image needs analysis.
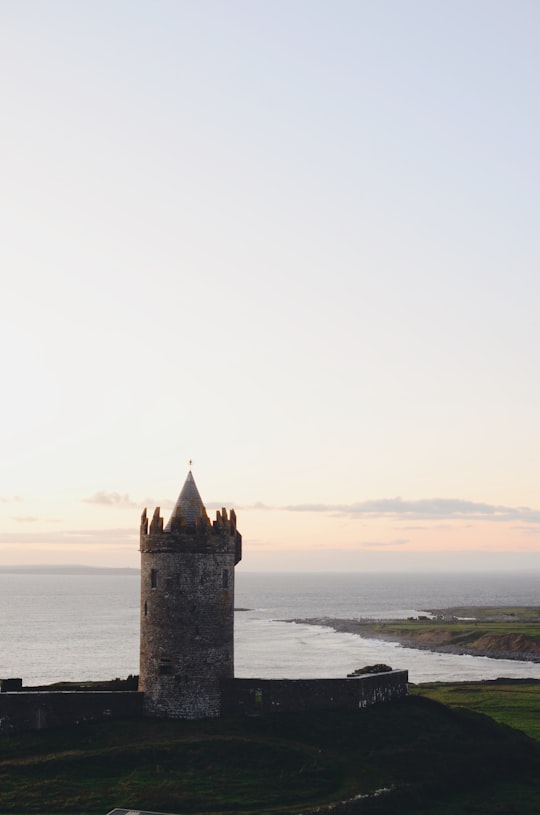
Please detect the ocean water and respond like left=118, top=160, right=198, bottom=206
left=0, top=571, right=539, bottom=686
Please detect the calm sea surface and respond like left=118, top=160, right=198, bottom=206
left=0, top=571, right=539, bottom=685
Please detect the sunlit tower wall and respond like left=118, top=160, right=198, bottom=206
left=139, top=471, right=242, bottom=719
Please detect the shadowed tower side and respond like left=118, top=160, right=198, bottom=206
left=139, top=470, right=242, bottom=718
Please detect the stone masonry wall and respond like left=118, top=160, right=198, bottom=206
left=0, top=674, right=407, bottom=731
left=221, top=671, right=408, bottom=715
left=140, top=550, right=236, bottom=718
left=140, top=507, right=241, bottom=719
left=0, top=692, right=143, bottom=732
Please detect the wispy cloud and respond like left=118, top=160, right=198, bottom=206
left=241, top=537, right=274, bottom=548
left=143, top=498, right=175, bottom=511
left=206, top=501, right=272, bottom=511
left=398, top=525, right=428, bottom=531
left=80, top=490, right=540, bottom=527
left=397, top=522, right=474, bottom=531
left=0, top=528, right=136, bottom=546
left=82, top=491, right=137, bottom=508
left=282, top=498, right=540, bottom=523
left=83, top=492, right=178, bottom=511
left=0, top=496, right=23, bottom=503
left=12, top=516, right=38, bottom=523
left=361, top=539, right=410, bottom=548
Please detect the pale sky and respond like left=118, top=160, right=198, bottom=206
left=2, top=0, right=540, bottom=571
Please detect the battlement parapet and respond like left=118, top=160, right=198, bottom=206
left=140, top=507, right=242, bottom=562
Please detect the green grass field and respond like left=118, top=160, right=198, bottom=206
left=1, top=692, right=539, bottom=815
left=412, top=679, right=540, bottom=743
left=372, top=619, right=540, bottom=643
left=369, top=605, right=540, bottom=637
left=427, top=607, right=540, bottom=622
left=410, top=680, right=540, bottom=815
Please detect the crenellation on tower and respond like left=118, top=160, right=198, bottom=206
left=149, top=507, right=163, bottom=534
left=140, top=508, right=148, bottom=534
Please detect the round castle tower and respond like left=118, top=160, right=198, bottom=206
left=139, top=470, right=242, bottom=719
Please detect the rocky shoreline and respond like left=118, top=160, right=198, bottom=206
left=287, top=617, right=540, bottom=664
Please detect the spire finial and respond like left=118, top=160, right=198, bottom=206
left=188, top=459, right=193, bottom=470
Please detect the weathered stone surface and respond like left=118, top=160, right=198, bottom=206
left=222, top=671, right=408, bottom=715
left=139, top=472, right=242, bottom=719
left=0, top=678, right=22, bottom=692
left=0, top=692, right=143, bottom=732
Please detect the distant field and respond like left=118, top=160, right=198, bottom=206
left=1, top=695, right=539, bottom=815
left=427, top=606, right=540, bottom=622
left=412, top=678, right=540, bottom=742
left=366, top=606, right=540, bottom=660
left=298, top=606, right=540, bottom=663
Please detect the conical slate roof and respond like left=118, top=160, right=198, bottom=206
left=165, top=470, right=205, bottom=530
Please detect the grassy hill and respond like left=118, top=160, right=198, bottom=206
left=413, top=678, right=540, bottom=743
left=368, top=618, right=540, bottom=660
left=1, top=693, right=539, bottom=815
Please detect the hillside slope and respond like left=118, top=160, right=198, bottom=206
left=0, top=696, right=538, bottom=815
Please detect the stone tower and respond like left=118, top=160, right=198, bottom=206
left=139, top=470, right=242, bottom=718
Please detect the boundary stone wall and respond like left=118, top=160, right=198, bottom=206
left=0, top=673, right=407, bottom=731
left=222, top=670, right=408, bottom=715
left=0, top=692, right=143, bottom=732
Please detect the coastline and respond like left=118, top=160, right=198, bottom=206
left=288, top=617, right=540, bottom=664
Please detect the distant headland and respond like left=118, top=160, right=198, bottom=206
left=0, top=565, right=139, bottom=575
